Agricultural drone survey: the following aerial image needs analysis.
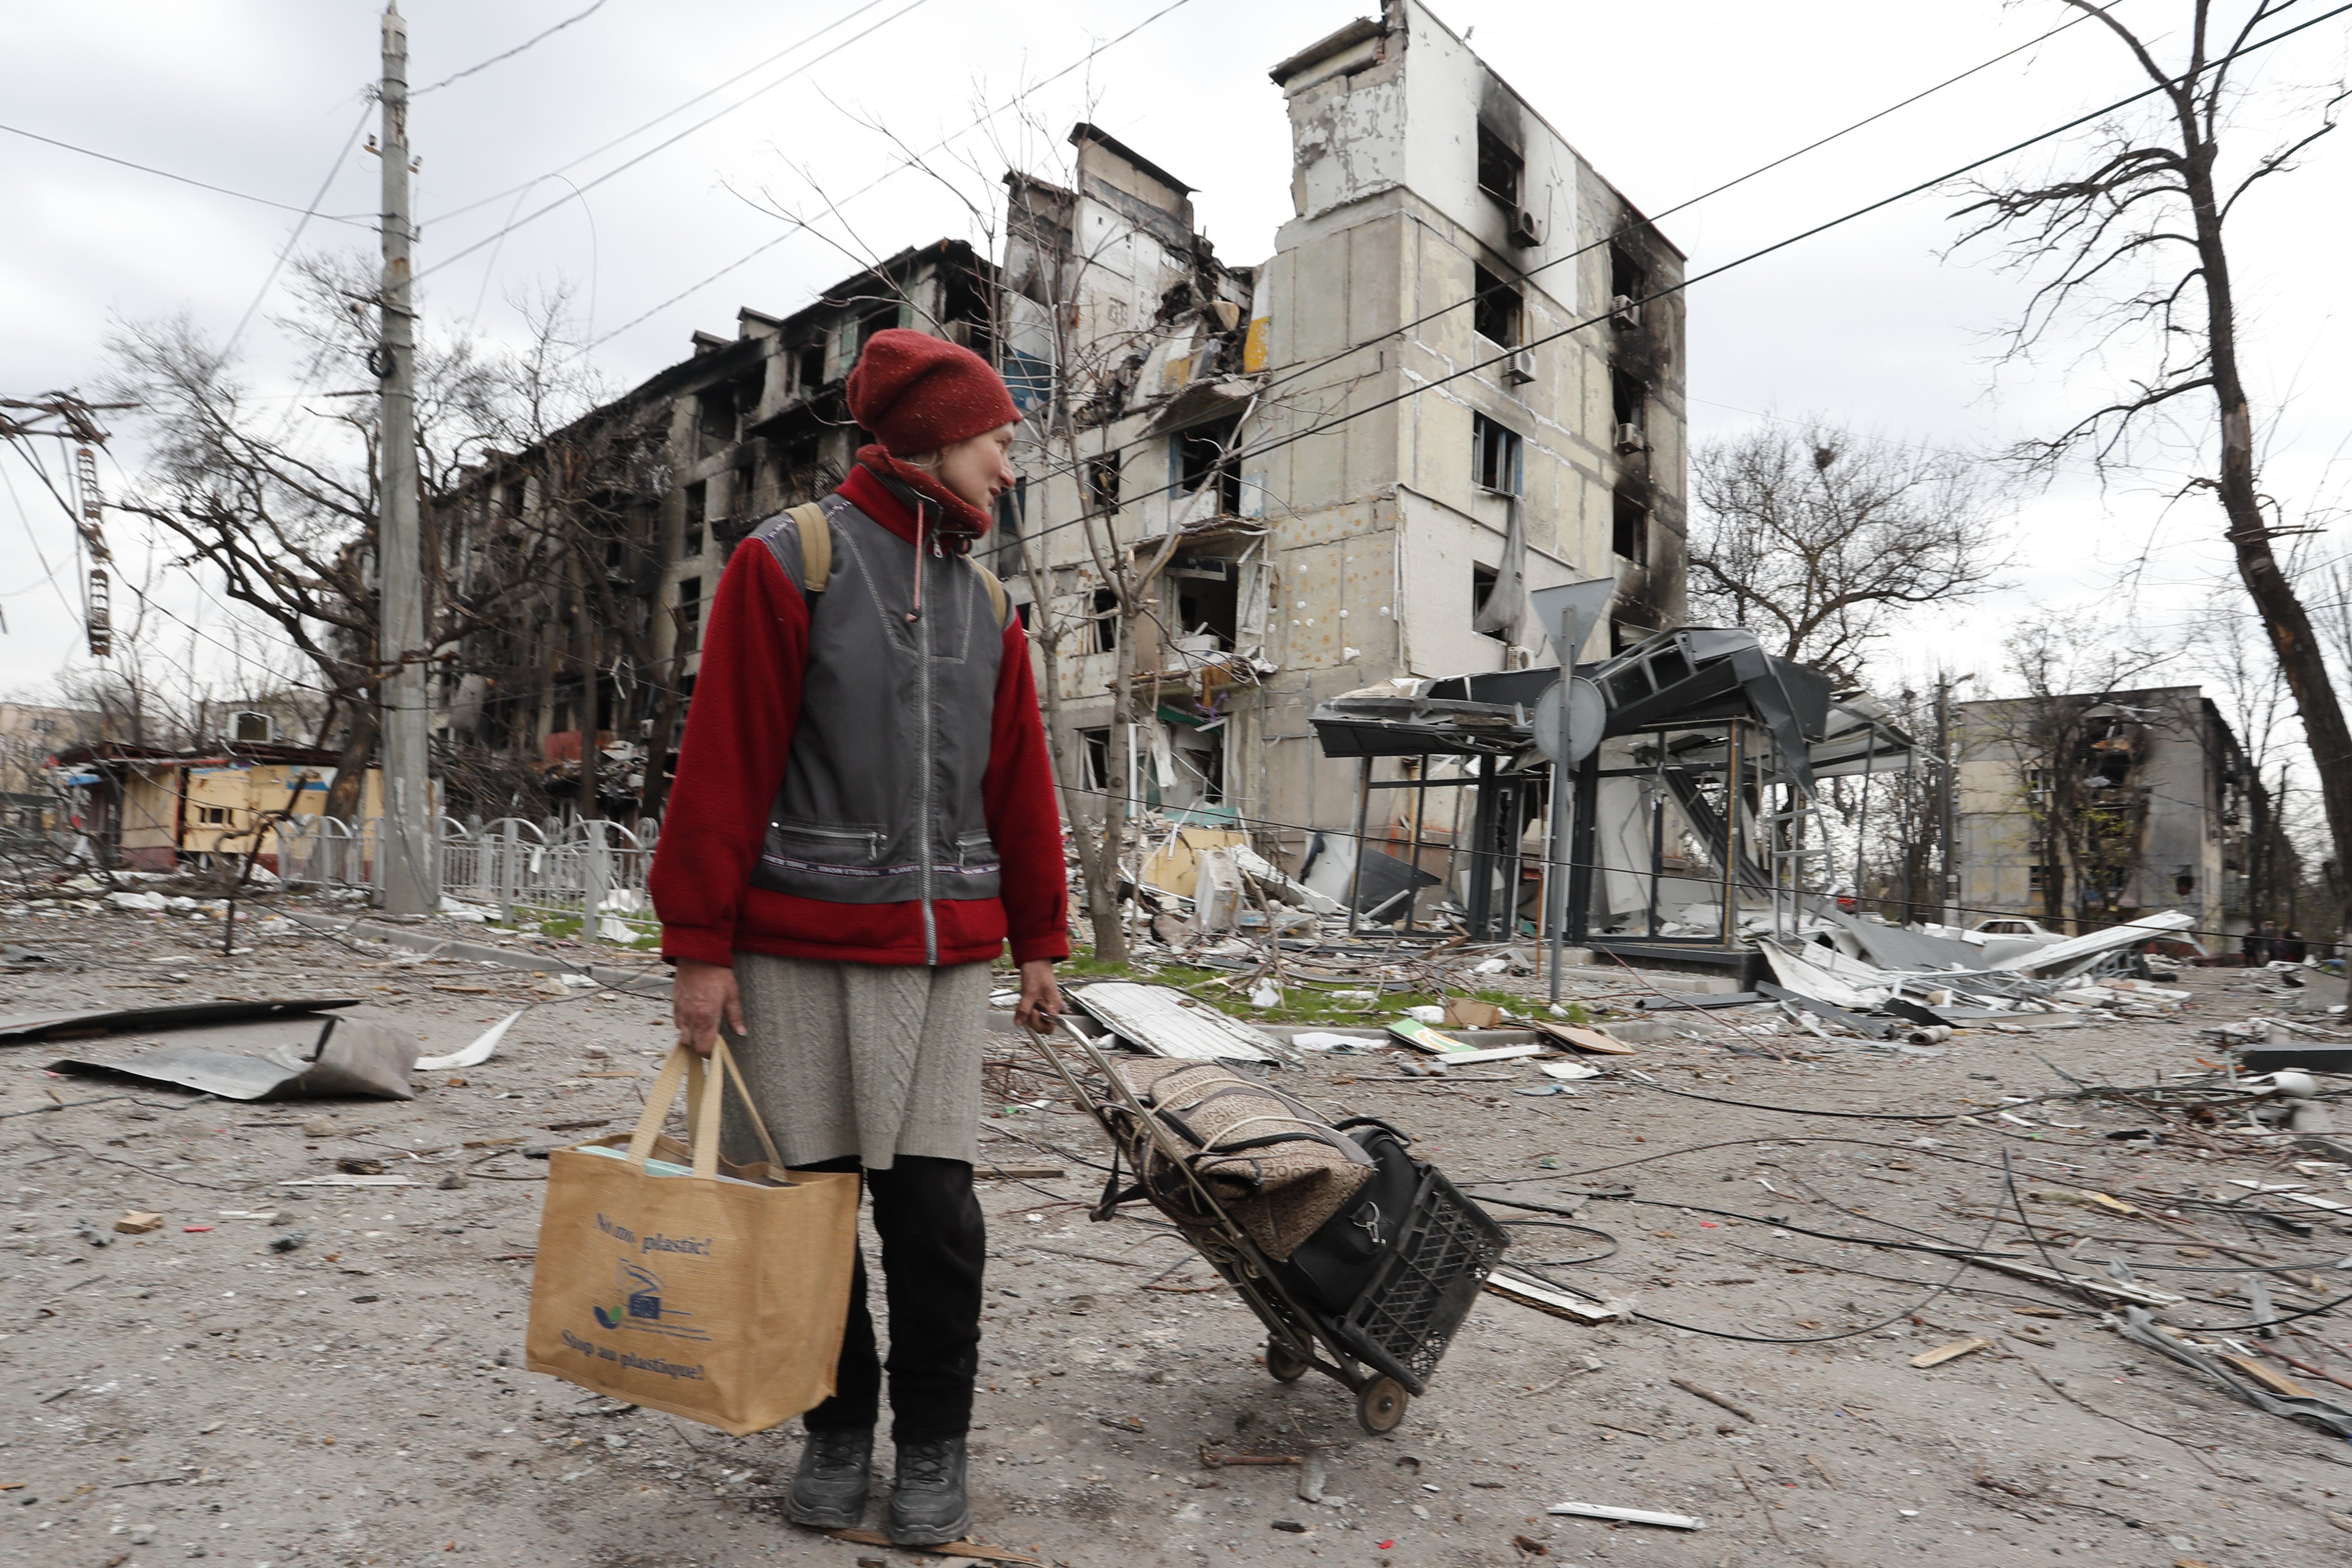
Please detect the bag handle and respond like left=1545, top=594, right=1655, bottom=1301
left=624, top=1040, right=785, bottom=1179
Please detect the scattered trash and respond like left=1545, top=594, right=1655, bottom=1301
left=1668, top=1377, right=1757, bottom=1423
left=1910, top=1335, right=1994, bottom=1370
left=1545, top=1501, right=1703, bottom=1530
left=1071, top=982, right=1290, bottom=1064
left=114, top=1212, right=163, bottom=1235
left=1291, top=1031, right=1381, bottom=1052
left=1484, top=1269, right=1633, bottom=1325
left=414, top=1010, right=522, bottom=1072
left=2115, top=1308, right=2352, bottom=1438
left=270, top=1229, right=309, bottom=1253
left=45, top=1010, right=422, bottom=1101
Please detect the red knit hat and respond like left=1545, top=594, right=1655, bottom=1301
left=846, top=328, right=1020, bottom=455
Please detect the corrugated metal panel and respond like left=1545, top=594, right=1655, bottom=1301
left=1071, top=982, right=1290, bottom=1064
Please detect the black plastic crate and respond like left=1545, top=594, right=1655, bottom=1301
left=1324, top=1163, right=1507, bottom=1394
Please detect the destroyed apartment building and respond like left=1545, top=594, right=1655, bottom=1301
left=430, top=239, right=1001, bottom=816
left=1955, top=684, right=2261, bottom=941
left=425, top=1, right=1689, bottom=865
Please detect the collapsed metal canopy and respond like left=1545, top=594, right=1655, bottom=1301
left=1305, top=627, right=1931, bottom=954
left=1309, top=627, right=1913, bottom=787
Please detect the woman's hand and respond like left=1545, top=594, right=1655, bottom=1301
left=672, top=959, right=745, bottom=1058
left=1013, top=958, right=1062, bottom=1033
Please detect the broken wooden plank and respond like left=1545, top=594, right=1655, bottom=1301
left=1485, top=1268, right=1633, bottom=1324
left=2218, top=1353, right=2316, bottom=1401
left=1910, top=1335, right=1995, bottom=1369
left=975, top=1164, right=1065, bottom=1180
left=1944, top=1251, right=2185, bottom=1307
left=1668, top=1377, right=1756, bottom=1422
left=1528, top=1020, right=1635, bottom=1056
left=1546, top=1501, right=1704, bottom=1531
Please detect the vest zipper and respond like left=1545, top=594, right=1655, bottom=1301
left=915, top=503, right=937, bottom=965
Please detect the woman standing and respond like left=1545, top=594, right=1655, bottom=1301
left=650, top=328, right=1067, bottom=1546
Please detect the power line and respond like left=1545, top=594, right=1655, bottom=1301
left=1242, top=0, right=2130, bottom=416
left=578, top=0, right=1199, bottom=352
left=413, top=0, right=924, bottom=273
left=1000, top=0, right=2352, bottom=562
left=413, top=0, right=610, bottom=96
left=224, top=106, right=377, bottom=355
left=0, top=120, right=372, bottom=226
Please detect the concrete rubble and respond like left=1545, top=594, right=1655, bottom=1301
left=8, top=848, right=2352, bottom=1567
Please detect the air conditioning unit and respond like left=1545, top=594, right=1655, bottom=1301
left=1609, top=294, right=1642, bottom=330
left=1613, top=423, right=1647, bottom=455
left=1502, top=348, right=1537, bottom=385
left=1507, top=207, right=1545, bottom=248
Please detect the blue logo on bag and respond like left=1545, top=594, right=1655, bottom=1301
left=593, top=1259, right=709, bottom=1341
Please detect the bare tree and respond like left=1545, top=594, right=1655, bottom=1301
left=104, top=257, right=612, bottom=824
left=1951, top=0, right=2351, bottom=974
left=1687, top=419, right=2008, bottom=682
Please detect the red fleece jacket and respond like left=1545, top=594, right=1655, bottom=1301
left=650, top=464, right=1069, bottom=969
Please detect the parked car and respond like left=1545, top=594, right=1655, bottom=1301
left=1972, top=917, right=2063, bottom=940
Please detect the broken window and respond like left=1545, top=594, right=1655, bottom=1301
left=993, top=477, right=1028, bottom=578
left=1087, top=452, right=1123, bottom=515
left=1168, top=555, right=1239, bottom=652
left=1176, top=415, right=1243, bottom=517
left=676, top=577, right=702, bottom=655
left=1612, top=492, right=1649, bottom=565
left=1178, top=738, right=1226, bottom=805
left=1609, top=243, right=1646, bottom=321
left=197, top=805, right=229, bottom=826
left=1471, top=562, right=1506, bottom=643
left=1611, top=369, right=1646, bottom=433
left=682, top=482, right=707, bottom=559
left=1079, top=726, right=1112, bottom=792
left=2028, top=865, right=2051, bottom=892
left=1091, top=587, right=1120, bottom=653
left=1472, top=414, right=1521, bottom=495
left=853, top=304, right=899, bottom=362
left=795, top=342, right=826, bottom=394
left=1472, top=263, right=1520, bottom=348
left=1476, top=123, right=1522, bottom=206
left=697, top=385, right=736, bottom=454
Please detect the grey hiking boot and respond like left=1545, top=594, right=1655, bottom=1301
left=886, top=1435, right=972, bottom=1547
left=785, top=1426, right=873, bottom=1529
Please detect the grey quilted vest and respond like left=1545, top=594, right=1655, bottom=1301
left=743, top=490, right=1009, bottom=964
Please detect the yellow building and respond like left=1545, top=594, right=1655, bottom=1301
left=51, top=742, right=393, bottom=872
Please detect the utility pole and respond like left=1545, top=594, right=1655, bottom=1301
left=1935, top=673, right=1963, bottom=927
left=376, top=1, right=435, bottom=914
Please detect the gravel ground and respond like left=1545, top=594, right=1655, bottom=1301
left=7, top=898, right=2352, bottom=1567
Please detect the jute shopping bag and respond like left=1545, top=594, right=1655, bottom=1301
left=524, top=1040, right=858, bottom=1434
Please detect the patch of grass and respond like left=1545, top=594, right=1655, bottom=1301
left=1052, top=947, right=1587, bottom=1026
left=494, top=909, right=661, bottom=951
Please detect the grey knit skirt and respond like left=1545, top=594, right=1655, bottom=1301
left=720, top=953, right=991, bottom=1170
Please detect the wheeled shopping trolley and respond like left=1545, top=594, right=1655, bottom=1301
left=1024, top=1020, right=1506, bottom=1434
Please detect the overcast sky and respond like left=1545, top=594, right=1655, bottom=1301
left=5, top=1, right=2348, bottom=741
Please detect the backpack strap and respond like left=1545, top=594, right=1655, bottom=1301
left=967, top=557, right=1010, bottom=629
left=762, top=494, right=1007, bottom=626
left=789, top=501, right=830, bottom=594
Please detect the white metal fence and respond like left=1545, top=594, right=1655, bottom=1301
left=275, top=815, right=661, bottom=947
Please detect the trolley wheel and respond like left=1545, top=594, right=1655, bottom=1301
left=1265, top=1339, right=1311, bottom=1383
left=1356, top=1376, right=1409, bottom=1434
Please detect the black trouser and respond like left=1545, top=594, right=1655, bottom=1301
left=799, top=1155, right=985, bottom=1444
